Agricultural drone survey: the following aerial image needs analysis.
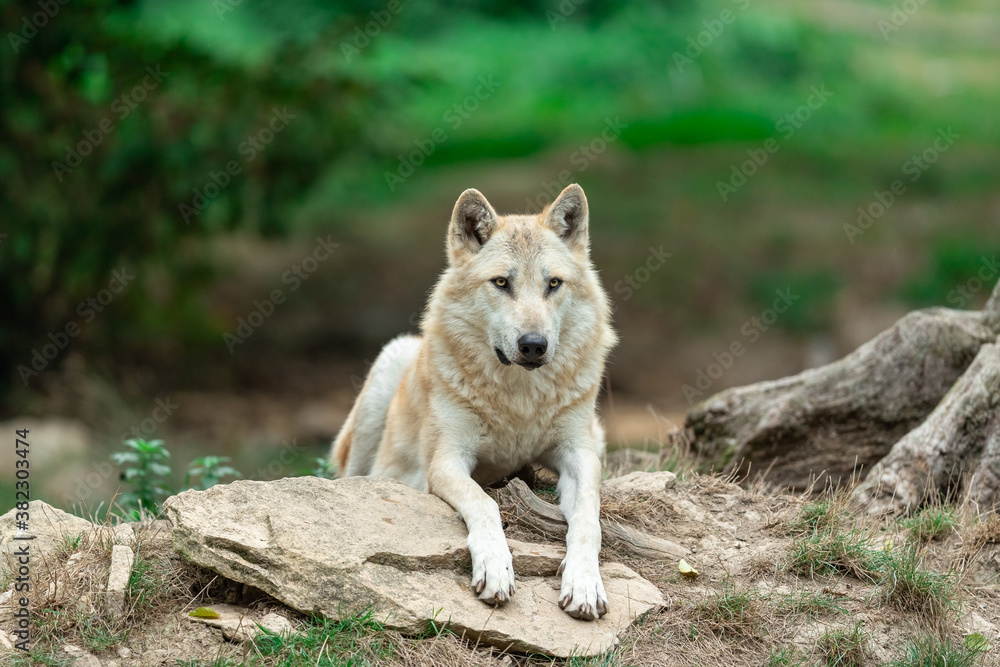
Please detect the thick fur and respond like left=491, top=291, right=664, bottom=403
left=330, top=184, right=617, bottom=620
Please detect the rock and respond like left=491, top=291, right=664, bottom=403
left=104, top=545, right=135, bottom=618
left=108, top=525, right=136, bottom=547
left=165, top=476, right=663, bottom=657
left=186, top=604, right=297, bottom=643
left=0, top=501, right=95, bottom=561
left=70, top=655, right=102, bottom=667
left=116, top=646, right=132, bottom=659
left=602, top=471, right=677, bottom=498
left=259, top=611, right=295, bottom=637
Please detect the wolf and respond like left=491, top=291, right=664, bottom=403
left=330, top=183, right=617, bottom=620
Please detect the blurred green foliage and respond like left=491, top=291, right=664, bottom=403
left=1, top=0, right=999, bottom=401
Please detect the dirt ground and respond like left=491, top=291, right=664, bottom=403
left=4, top=453, right=1000, bottom=667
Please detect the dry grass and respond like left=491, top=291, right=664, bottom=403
left=901, top=506, right=959, bottom=543
left=874, top=545, right=958, bottom=619
left=817, top=621, right=869, bottom=666
left=9, top=459, right=1000, bottom=667
left=691, top=579, right=763, bottom=642
left=957, top=513, right=1000, bottom=568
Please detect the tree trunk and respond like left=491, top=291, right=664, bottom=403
left=853, top=342, right=1000, bottom=514
left=686, top=280, right=1000, bottom=494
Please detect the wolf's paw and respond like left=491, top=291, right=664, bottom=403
left=468, top=531, right=515, bottom=606
left=557, top=558, right=608, bottom=620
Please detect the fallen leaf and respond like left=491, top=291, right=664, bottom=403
left=679, top=559, right=699, bottom=579
left=189, top=607, right=221, bottom=619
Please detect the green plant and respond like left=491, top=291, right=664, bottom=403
left=793, top=499, right=831, bottom=531
left=127, top=554, right=163, bottom=614
left=185, top=456, right=242, bottom=490
left=778, top=589, right=849, bottom=618
left=788, top=529, right=885, bottom=581
left=887, top=635, right=986, bottom=667
left=902, top=506, right=958, bottom=542
left=111, top=439, right=172, bottom=519
left=768, top=646, right=806, bottom=666
left=250, top=611, right=394, bottom=665
left=311, top=457, right=336, bottom=479
left=694, top=579, right=761, bottom=640
left=568, top=649, right=625, bottom=667
left=10, top=650, right=72, bottom=666
left=79, top=615, right=128, bottom=652
left=818, top=621, right=868, bottom=666
left=875, top=545, right=957, bottom=618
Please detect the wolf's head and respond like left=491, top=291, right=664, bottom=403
left=432, top=184, right=612, bottom=373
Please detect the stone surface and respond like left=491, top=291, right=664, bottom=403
left=165, top=476, right=663, bottom=657
left=105, top=545, right=135, bottom=618
left=186, top=603, right=296, bottom=643
left=108, top=525, right=137, bottom=547
left=602, top=471, right=677, bottom=498
left=0, top=500, right=95, bottom=561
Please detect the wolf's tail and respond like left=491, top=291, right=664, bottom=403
left=329, top=334, right=422, bottom=477
left=331, top=407, right=356, bottom=473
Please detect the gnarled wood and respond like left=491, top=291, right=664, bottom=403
left=495, top=478, right=687, bottom=559
left=686, top=307, right=997, bottom=491
left=854, top=342, right=1000, bottom=514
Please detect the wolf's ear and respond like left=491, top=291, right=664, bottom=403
left=449, top=188, right=499, bottom=259
left=543, top=184, right=589, bottom=251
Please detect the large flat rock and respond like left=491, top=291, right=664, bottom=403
left=0, top=500, right=95, bottom=561
left=163, top=476, right=663, bottom=657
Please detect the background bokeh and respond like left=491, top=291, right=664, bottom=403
left=2, top=0, right=998, bottom=514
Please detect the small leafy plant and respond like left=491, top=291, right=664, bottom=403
left=185, top=456, right=242, bottom=490
left=111, top=439, right=172, bottom=519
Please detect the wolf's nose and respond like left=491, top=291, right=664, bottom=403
left=517, top=333, right=548, bottom=362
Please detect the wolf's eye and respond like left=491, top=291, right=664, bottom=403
left=549, top=278, right=563, bottom=290
left=492, top=277, right=508, bottom=289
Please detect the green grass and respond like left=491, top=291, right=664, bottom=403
left=788, top=529, right=885, bottom=582
left=875, top=546, right=957, bottom=619
left=777, top=589, right=849, bottom=619
left=767, top=646, right=806, bottom=667
left=127, top=552, right=164, bottom=614
left=886, top=635, right=987, bottom=667
left=694, top=579, right=761, bottom=640
left=790, top=499, right=836, bottom=533
left=79, top=615, right=129, bottom=653
left=567, top=648, right=626, bottom=667
left=10, top=650, right=73, bottom=666
left=250, top=612, right=394, bottom=666
left=901, top=507, right=958, bottom=543
left=817, top=621, right=868, bottom=667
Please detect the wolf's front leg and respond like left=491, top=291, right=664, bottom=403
left=427, top=452, right=515, bottom=606
left=546, top=443, right=607, bottom=620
